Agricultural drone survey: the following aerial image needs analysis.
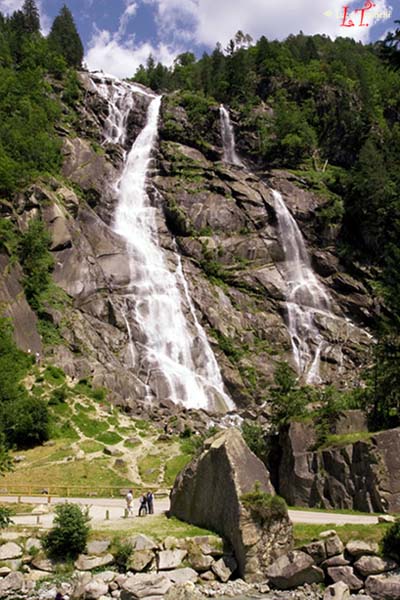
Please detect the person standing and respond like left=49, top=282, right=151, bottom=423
left=146, top=490, right=154, bottom=514
left=126, top=489, right=134, bottom=517
left=138, top=494, right=147, bottom=516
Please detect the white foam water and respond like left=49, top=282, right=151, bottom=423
left=92, top=75, right=234, bottom=412
left=219, top=105, right=244, bottom=166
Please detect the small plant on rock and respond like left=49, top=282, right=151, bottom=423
left=113, top=538, right=133, bottom=573
left=241, top=481, right=288, bottom=526
left=42, top=503, right=90, bottom=560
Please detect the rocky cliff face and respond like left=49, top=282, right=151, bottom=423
left=272, top=418, right=400, bottom=513
left=1, top=73, right=377, bottom=415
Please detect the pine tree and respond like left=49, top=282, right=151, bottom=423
left=21, top=0, right=40, bottom=34
left=48, top=4, right=83, bottom=68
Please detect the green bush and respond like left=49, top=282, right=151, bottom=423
left=241, top=421, right=267, bottom=464
left=42, top=503, right=90, bottom=560
left=241, top=481, right=288, bottom=525
left=2, top=395, right=50, bottom=448
left=382, top=519, right=400, bottom=560
left=0, top=506, right=13, bottom=529
left=113, top=538, right=133, bottom=573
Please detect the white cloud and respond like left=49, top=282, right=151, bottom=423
left=0, top=0, right=51, bottom=34
left=146, top=0, right=393, bottom=47
left=0, top=0, right=22, bottom=11
left=85, top=27, right=178, bottom=78
left=117, top=0, right=138, bottom=40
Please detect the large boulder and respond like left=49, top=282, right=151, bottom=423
left=169, top=428, right=293, bottom=582
left=265, top=550, right=324, bottom=590
left=365, top=574, right=400, bottom=600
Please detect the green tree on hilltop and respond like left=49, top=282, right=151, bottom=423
left=48, top=4, right=83, bottom=68
left=21, top=0, right=40, bottom=34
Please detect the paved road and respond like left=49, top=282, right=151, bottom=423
left=0, top=495, right=383, bottom=529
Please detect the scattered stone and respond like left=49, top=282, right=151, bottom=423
left=200, top=571, right=216, bottom=582
left=129, top=534, right=158, bottom=551
left=188, top=552, right=214, bottom=572
left=163, top=537, right=186, bottom=550
left=74, top=553, right=114, bottom=571
left=211, top=557, right=237, bottom=583
left=320, top=530, right=338, bottom=539
left=192, top=536, right=224, bottom=557
left=157, top=549, right=187, bottom=570
left=31, top=557, right=55, bottom=572
left=0, top=543, right=23, bottom=560
left=323, top=581, right=350, bottom=600
left=87, top=540, right=110, bottom=555
left=164, top=581, right=205, bottom=600
left=120, top=572, right=172, bottom=599
left=354, top=555, right=398, bottom=577
left=365, top=574, right=400, bottom=600
left=165, top=568, right=198, bottom=585
left=325, top=535, right=344, bottom=558
left=302, top=540, right=327, bottom=564
left=128, top=550, right=154, bottom=572
left=327, top=566, right=364, bottom=591
left=345, top=541, right=379, bottom=558
left=266, top=551, right=324, bottom=590
left=322, top=554, right=350, bottom=568
left=0, top=572, right=25, bottom=596
left=0, top=568, right=11, bottom=578
left=378, top=515, right=395, bottom=524
left=14, top=455, right=25, bottom=463
left=83, top=577, right=109, bottom=600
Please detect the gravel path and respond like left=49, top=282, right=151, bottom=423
left=0, top=495, right=382, bottom=529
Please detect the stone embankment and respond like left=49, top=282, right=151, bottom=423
left=0, top=528, right=399, bottom=599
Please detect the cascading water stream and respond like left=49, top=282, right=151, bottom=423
left=272, top=189, right=332, bottom=383
left=92, top=75, right=234, bottom=413
left=219, top=105, right=244, bottom=167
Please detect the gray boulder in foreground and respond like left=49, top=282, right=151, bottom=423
left=365, top=574, right=400, bottom=600
left=265, top=550, right=324, bottom=590
left=169, top=428, right=293, bottom=582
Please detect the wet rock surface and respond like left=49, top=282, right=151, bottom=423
left=0, top=74, right=377, bottom=418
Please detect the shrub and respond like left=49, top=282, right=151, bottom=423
left=0, top=506, right=13, bottom=529
left=241, top=482, right=288, bottom=525
left=382, top=519, right=400, bottom=560
left=113, top=538, right=133, bottom=573
left=2, top=395, right=50, bottom=449
left=42, top=503, right=90, bottom=560
left=241, top=421, right=267, bottom=464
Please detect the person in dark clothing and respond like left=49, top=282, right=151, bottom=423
left=55, top=593, right=64, bottom=600
left=138, top=494, right=147, bottom=516
left=146, top=490, right=154, bottom=514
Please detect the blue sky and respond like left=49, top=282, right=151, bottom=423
left=0, top=0, right=399, bottom=77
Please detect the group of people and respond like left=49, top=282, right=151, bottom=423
left=126, top=489, right=154, bottom=517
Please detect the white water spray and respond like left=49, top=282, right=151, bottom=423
left=272, top=189, right=334, bottom=383
left=219, top=105, right=243, bottom=166
left=92, top=75, right=234, bottom=412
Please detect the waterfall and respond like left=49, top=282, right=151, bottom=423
left=219, top=105, right=243, bottom=166
left=92, top=75, right=234, bottom=413
left=272, top=190, right=334, bottom=383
